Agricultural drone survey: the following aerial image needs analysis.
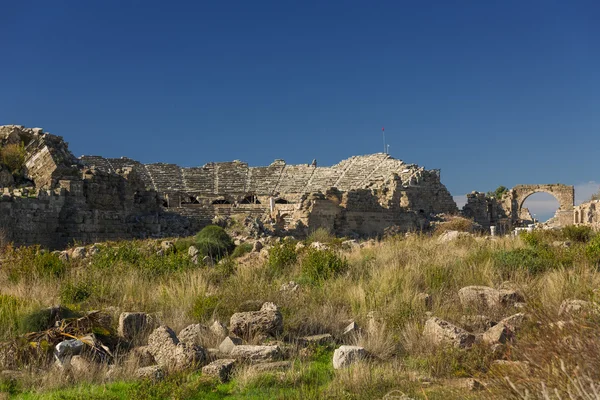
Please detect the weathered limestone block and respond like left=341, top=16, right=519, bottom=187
left=178, top=324, right=210, bottom=346
left=423, top=317, right=475, bottom=348
left=229, top=345, right=281, bottom=363
left=126, top=346, right=155, bottom=368
left=147, top=326, right=206, bottom=371
left=135, top=365, right=165, bottom=380
left=332, top=345, right=366, bottom=369
left=458, top=286, right=523, bottom=311
left=202, top=359, right=236, bottom=382
left=118, top=312, right=151, bottom=341
left=219, top=336, right=243, bottom=354
left=559, top=299, right=600, bottom=316
left=482, top=323, right=512, bottom=345
left=229, top=302, right=283, bottom=339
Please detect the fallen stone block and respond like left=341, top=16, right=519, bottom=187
left=229, top=302, right=283, bottom=339
left=423, top=317, right=475, bottom=349
left=202, top=358, right=236, bottom=382
left=229, top=345, right=281, bottom=363
left=333, top=345, right=366, bottom=369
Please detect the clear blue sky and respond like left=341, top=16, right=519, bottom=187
left=2, top=1, right=599, bottom=213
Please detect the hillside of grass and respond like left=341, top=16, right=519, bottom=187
left=1, top=225, right=600, bottom=399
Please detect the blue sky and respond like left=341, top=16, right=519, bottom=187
left=1, top=1, right=599, bottom=219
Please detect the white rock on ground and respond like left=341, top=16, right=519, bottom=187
left=423, top=317, right=475, bottom=348
left=202, top=359, right=236, bottom=382
left=229, top=302, right=283, bottom=339
left=147, top=326, right=206, bottom=371
left=332, top=346, right=366, bottom=369
left=229, top=345, right=281, bottom=363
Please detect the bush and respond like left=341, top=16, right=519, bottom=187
left=3, top=246, right=66, bottom=282
left=585, top=235, right=600, bottom=265
left=301, top=248, right=348, bottom=284
left=562, top=225, right=594, bottom=243
left=60, top=281, right=94, bottom=304
left=195, top=225, right=234, bottom=260
left=190, top=295, right=220, bottom=321
left=0, top=142, right=25, bottom=174
left=493, top=247, right=557, bottom=276
left=307, top=227, right=335, bottom=244
left=267, top=242, right=297, bottom=276
left=231, top=242, right=253, bottom=258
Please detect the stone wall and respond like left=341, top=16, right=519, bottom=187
left=0, top=125, right=459, bottom=247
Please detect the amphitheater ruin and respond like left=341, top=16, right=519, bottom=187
left=0, top=125, right=595, bottom=248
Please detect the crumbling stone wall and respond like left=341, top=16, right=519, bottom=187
left=0, top=125, right=459, bottom=247
left=461, top=184, right=575, bottom=231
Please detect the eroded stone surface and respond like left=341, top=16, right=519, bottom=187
left=423, top=317, right=475, bottom=349
left=229, top=302, right=283, bottom=339
left=332, top=346, right=366, bottom=369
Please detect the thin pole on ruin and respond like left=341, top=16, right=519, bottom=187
left=382, top=127, right=386, bottom=154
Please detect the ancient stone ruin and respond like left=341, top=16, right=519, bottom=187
left=463, top=184, right=575, bottom=232
left=0, top=125, right=458, bottom=248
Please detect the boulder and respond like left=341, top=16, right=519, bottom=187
left=482, top=323, right=512, bottom=345
left=252, top=241, right=263, bottom=252
left=229, top=302, right=283, bottom=339
left=135, top=365, right=165, bottom=380
left=559, top=299, right=600, bottom=316
left=70, top=247, right=87, bottom=260
left=202, top=359, right=236, bottom=382
left=178, top=324, right=210, bottom=346
left=458, top=286, right=523, bottom=311
left=118, top=312, right=151, bottom=341
left=161, top=241, right=175, bottom=253
left=209, top=320, right=228, bottom=338
left=188, top=246, right=199, bottom=258
left=250, top=361, right=292, bottom=373
left=438, top=231, right=471, bottom=243
left=423, top=317, right=475, bottom=348
left=147, top=326, right=206, bottom=371
left=499, top=313, right=526, bottom=331
left=342, top=321, right=359, bottom=336
left=219, top=336, right=243, bottom=354
left=459, top=315, right=495, bottom=333
left=298, top=334, right=334, bottom=347
left=333, top=346, right=366, bottom=369
left=229, top=345, right=281, bottom=363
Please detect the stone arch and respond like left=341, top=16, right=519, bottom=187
left=512, top=184, right=574, bottom=226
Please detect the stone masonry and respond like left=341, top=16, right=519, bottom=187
left=0, top=125, right=458, bottom=248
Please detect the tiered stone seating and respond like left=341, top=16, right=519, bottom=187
left=145, top=163, right=184, bottom=192
left=215, top=162, right=248, bottom=194
left=182, top=165, right=215, bottom=194
left=275, top=165, right=315, bottom=194
left=247, top=165, right=285, bottom=195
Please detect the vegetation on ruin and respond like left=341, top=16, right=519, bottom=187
left=486, top=185, right=508, bottom=200
left=0, top=227, right=600, bottom=399
left=0, top=142, right=26, bottom=175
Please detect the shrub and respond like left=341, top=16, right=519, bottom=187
left=231, top=242, right=253, bottom=258
left=60, top=281, right=94, bottom=304
left=562, top=225, right=594, bottom=243
left=0, top=142, right=25, bottom=174
left=3, top=246, right=66, bottom=282
left=493, top=247, right=556, bottom=276
left=195, top=225, right=234, bottom=260
left=190, top=295, right=220, bottom=322
left=301, top=248, right=348, bottom=284
left=267, top=242, right=297, bottom=276
left=307, top=227, right=335, bottom=244
left=585, top=235, right=600, bottom=265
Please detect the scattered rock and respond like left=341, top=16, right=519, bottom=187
left=298, top=334, right=334, bottom=346
left=70, top=247, right=87, bottom=260
left=459, top=315, right=495, bottom=333
left=310, top=242, right=329, bottom=250
left=118, top=312, right=151, bottom=341
left=252, top=241, right=263, bottom=252
left=219, top=336, right=243, bottom=354
left=295, top=242, right=305, bottom=251
left=438, top=231, right=471, bottom=243
left=499, top=313, right=526, bottom=332
left=161, top=241, right=175, bottom=253
left=202, top=359, right=236, bottom=382
left=178, top=324, right=210, bottom=346
left=87, top=245, right=100, bottom=257
left=333, top=345, right=366, bottom=369
left=342, top=321, right=359, bottom=337
left=188, top=246, right=199, bottom=258
left=229, top=302, right=283, bottom=339
left=458, top=286, right=523, bottom=311
left=559, top=299, right=600, bottom=316
left=209, top=320, right=228, bottom=338
left=147, top=326, right=206, bottom=371
left=229, top=345, right=281, bottom=363
left=482, top=323, right=512, bottom=345
left=341, top=239, right=359, bottom=249
left=423, top=317, right=475, bottom=349
left=250, top=361, right=292, bottom=373
left=456, top=378, right=484, bottom=391
left=135, top=365, right=165, bottom=380
left=54, top=338, right=84, bottom=366
left=280, top=281, right=299, bottom=293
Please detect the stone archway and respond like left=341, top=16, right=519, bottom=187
left=511, top=184, right=574, bottom=226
